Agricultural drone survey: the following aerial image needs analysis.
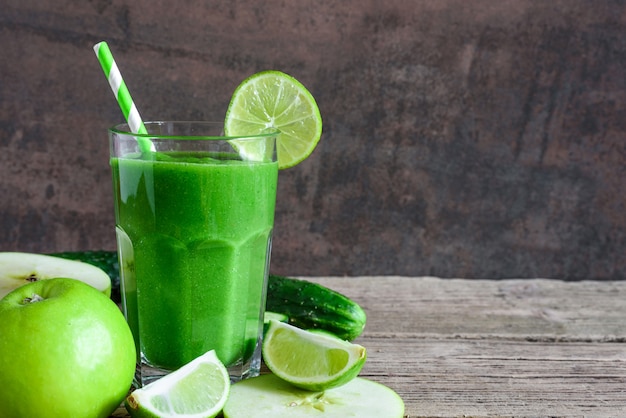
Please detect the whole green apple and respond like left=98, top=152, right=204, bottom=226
left=0, top=277, right=136, bottom=418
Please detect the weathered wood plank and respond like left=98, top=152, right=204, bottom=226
left=110, top=277, right=626, bottom=417
left=357, top=337, right=626, bottom=417
left=307, top=276, right=626, bottom=340
left=311, top=277, right=626, bottom=417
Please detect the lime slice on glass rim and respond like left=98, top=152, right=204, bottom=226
left=224, top=70, right=322, bottom=169
left=262, top=320, right=367, bottom=391
left=223, top=374, right=405, bottom=418
left=124, top=350, right=229, bottom=418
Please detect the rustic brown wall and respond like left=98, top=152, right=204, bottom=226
left=1, top=0, right=624, bottom=280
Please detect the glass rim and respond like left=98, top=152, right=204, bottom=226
left=109, top=121, right=279, bottom=140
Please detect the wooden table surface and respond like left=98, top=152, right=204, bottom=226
left=111, top=276, right=626, bottom=417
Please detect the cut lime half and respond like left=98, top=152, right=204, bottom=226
left=262, top=320, right=366, bottom=391
left=125, top=350, right=229, bottom=418
left=223, top=374, right=405, bottom=418
left=224, top=70, right=322, bottom=169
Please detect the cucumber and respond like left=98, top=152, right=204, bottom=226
left=263, top=311, right=289, bottom=335
left=267, top=274, right=367, bottom=341
left=264, top=311, right=289, bottom=324
left=48, top=251, right=366, bottom=340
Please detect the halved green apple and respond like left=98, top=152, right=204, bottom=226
left=223, top=374, right=405, bottom=418
left=0, top=252, right=112, bottom=299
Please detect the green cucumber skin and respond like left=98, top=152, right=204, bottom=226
left=49, top=252, right=366, bottom=341
left=266, top=274, right=367, bottom=341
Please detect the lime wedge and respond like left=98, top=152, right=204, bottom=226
left=125, top=350, right=229, bottom=418
left=223, top=374, right=405, bottom=418
left=224, top=70, right=322, bottom=169
left=262, top=320, right=366, bottom=391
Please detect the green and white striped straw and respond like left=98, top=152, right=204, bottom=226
left=93, top=41, right=154, bottom=153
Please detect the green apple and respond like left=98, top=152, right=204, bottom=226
left=0, top=252, right=112, bottom=299
left=0, top=277, right=136, bottom=418
left=223, top=373, right=405, bottom=417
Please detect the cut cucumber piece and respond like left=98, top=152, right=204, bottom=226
left=263, top=311, right=289, bottom=335
left=264, top=311, right=289, bottom=324
left=223, top=374, right=404, bottom=417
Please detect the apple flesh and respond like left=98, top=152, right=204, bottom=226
left=0, top=277, right=136, bottom=418
left=223, top=373, right=405, bottom=417
left=0, top=252, right=112, bottom=299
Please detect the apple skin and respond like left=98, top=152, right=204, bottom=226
left=0, top=277, right=136, bottom=418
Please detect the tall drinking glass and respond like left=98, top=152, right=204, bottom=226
left=109, top=121, right=278, bottom=387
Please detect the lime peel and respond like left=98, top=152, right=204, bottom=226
left=224, top=70, right=322, bottom=170
left=125, top=350, right=230, bottom=418
left=262, top=320, right=366, bottom=391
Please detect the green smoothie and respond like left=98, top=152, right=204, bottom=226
left=111, top=151, right=278, bottom=371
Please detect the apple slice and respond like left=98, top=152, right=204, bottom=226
left=223, top=374, right=405, bottom=418
left=0, top=252, right=112, bottom=299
